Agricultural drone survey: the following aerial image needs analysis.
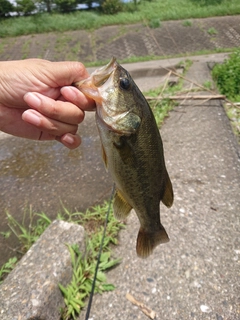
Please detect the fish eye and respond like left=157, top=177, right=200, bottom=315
left=119, top=78, right=130, bottom=90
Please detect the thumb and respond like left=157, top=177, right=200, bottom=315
left=48, top=61, right=90, bottom=87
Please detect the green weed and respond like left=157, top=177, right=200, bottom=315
left=212, top=49, right=240, bottom=100
left=203, top=80, right=214, bottom=90
left=0, top=257, right=18, bottom=284
left=0, top=0, right=240, bottom=37
left=59, top=225, right=121, bottom=319
left=148, top=18, right=161, bottom=29
left=6, top=209, right=52, bottom=254
left=147, top=59, right=193, bottom=126
left=182, top=20, right=192, bottom=27
left=224, top=103, right=240, bottom=143
left=212, top=49, right=240, bottom=142
left=207, top=27, right=218, bottom=35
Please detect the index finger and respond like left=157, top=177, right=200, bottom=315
left=61, top=86, right=96, bottom=112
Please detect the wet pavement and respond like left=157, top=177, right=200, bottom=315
left=0, top=14, right=240, bottom=320
left=0, top=113, right=112, bottom=265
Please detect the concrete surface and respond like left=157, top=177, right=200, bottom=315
left=0, top=16, right=240, bottom=63
left=80, top=59, right=240, bottom=320
left=0, top=15, right=239, bottom=320
left=0, top=220, right=85, bottom=320
left=1, top=15, right=240, bottom=267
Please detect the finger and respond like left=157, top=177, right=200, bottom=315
left=61, top=86, right=96, bottom=111
left=24, top=92, right=85, bottom=124
left=56, top=133, right=82, bottom=149
left=22, top=109, right=78, bottom=137
left=0, top=105, right=42, bottom=140
left=45, top=60, right=90, bottom=87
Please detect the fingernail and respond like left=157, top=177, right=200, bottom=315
left=62, top=134, right=74, bottom=145
left=22, top=110, right=41, bottom=126
left=24, top=93, right=41, bottom=108
left=61, top=86, right=78, bottom=99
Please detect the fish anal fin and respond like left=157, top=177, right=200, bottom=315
left=162, top=172, right=174, bottom=208
left=136, top=224, right=169, bottom=259
left=113, top=189, right=132, bottom=220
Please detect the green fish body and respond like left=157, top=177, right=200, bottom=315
left=75, top=58, right=173, bottom=258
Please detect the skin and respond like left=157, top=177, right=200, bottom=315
left=0, top=59, right=95, bottom=149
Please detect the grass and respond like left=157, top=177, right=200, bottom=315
left=0, top=257, right=18, bottom=284
left=6, top=208, right=52, bottom=254
left=146, top=59, right=193, bottom=125
left=224, top=103, right=240, bottom=143
left=148, top=18, right=161, bottom=29
left=212, top=49, right=240, bottom=143
left=182, top=20, right=192, bottom=27
left=202, top=80, right=214, bottom=90
left=207, top=27, right=218, bottom=35
left=0, top=0, right=240, bottom=37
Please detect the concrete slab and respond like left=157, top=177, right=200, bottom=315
left=0, top=220, right=85, bottom=320
left=0, top=16, right=240, bottom=62
left=80, top=60, right=240, bottom=320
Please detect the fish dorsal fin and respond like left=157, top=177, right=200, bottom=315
left=162, top=172, right=174, bottom=208
left=113, top=189, right=132, bottom=220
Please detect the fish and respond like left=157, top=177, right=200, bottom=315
left=75, top=57, right=174, bottom=258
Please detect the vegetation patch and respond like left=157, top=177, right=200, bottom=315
left=0, top=0, right=240, bottom=37
left=146, top=59, right=193, bottom=126
left=148, top=18, right=161, bottom=29
left=212, top=49, right=240, bottom=142
left=182, top=20, right=192, bottom=27
left=207, top=27, right=218, bottom=35
left=212, top=49, right=240, bottom=101
left=0, top=257, right=17, bottom=285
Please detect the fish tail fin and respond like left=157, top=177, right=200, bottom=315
left=136, top=224, right=169, bottom=258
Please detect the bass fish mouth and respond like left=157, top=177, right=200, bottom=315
left=74, top=57, right=117, bottom=103
left=92, top=56, right=117, bottom=87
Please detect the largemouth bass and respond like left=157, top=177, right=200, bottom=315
left=75, top=58, right=174, bottom=258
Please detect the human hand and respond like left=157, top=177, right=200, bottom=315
left=0, top=59, right=95, bottom=149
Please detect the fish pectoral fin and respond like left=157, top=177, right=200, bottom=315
left=136, top=224, right=169, bottom=259
left=162, top=172, right=174, bottom=208
left=113, top=189, right=132, bottom=220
